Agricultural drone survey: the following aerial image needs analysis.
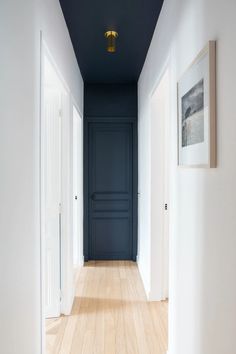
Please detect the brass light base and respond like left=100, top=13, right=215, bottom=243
left=104, top=31, right=118, bottom=38
left=104, top=31, right=118, bottom=53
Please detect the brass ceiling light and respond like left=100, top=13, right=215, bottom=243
left=104, top=31, right=118, bottom=53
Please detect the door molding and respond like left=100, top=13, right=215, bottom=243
left=40, top=35, right=78, bottom=354
left=83, top=117, right=138, bottom=261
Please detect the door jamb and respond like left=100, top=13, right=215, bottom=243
left=72, top=104, right=84, bottom=270
left=40, top=34, right=73, bottom=353
left=148, top=64, right=170, bottom=301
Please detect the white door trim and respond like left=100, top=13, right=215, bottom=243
left=149, top=64, right=171, bottom=302
left=72, top=105, right=84, bottom=268
left=40, top=33, right=76, bottom=353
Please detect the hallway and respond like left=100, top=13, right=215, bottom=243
left=4, top=0, right=236, bottom=353
left=46, top=262, right=168, bottom=354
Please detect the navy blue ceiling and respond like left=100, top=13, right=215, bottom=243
left=59, top=0, right=164, bottom=83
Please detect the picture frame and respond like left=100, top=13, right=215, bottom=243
left=177, top=41, right=216, bottom=168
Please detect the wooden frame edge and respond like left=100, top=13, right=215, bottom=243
left=209, top=40, right=217, bottom=168
left=177, top=40, right=217, bottom=169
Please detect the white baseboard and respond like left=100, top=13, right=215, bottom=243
left=61, top=264, right=83, bottom=316
left=61, top=288, right=74, bottom=315
left=137, top=260, right=149, bottom=300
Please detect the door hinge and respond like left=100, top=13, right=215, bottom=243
left=59, top=203, right=62, bottom=214
left=60, top=289, right=63, bottom=302
left=165, top=203, right=168, bottom=211
left=59, top=109, right=62, bottom=118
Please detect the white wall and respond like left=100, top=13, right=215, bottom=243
left=0, top=0, right=83, bottom=353
left=138, top=0, right=236, bottom=353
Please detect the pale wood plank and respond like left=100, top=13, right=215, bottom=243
left=46, top=261, right=168, bottom=354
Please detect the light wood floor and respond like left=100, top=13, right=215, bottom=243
left=46, top=261, right=168, bottom=354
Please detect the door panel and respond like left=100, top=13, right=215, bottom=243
left=44, top=89, right=61, bottom=318
left=92, top=218, right=130, bottom=256
left=73, top=106, right=83, bottom=267
left=88, top=123, right=133, bottom=260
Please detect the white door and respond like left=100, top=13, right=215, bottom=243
left=149, top=68, right=170, bottom=301
left=162, top=70, right=170, bottom=299
left=73, top=111, right=78, bottom=266
left=73, top=107, right=82, bottom=267
left=43, top=88, right=62, bottom=318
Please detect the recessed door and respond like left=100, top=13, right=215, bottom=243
left=87, top=123, right=134, bottom=260
left=43, top=88, right=61, bottom=318
left=73, top=106, right=83, bottom=267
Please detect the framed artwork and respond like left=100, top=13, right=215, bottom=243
left=177, top=41, right=216, bottom=167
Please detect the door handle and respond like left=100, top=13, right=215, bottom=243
left=90, top=193, right=95, bottom=201
left=75, top=196, right=78, bottom=200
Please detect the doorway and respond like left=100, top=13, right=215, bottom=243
left=41, top=40, right=74, bottom=324
left=72, top=106, right=83, bottom=269
left=41, top=40, right=85, bottom=353
left=84, top=120, right=138, bottom=261
left=149, top=68, right=170, bottom=301
left=41, top=54, right=64, bottom=318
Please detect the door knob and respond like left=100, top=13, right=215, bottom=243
left=75, top=196, right=78, bottom=200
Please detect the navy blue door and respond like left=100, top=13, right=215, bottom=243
left=88, top=123, right=134, bottom=260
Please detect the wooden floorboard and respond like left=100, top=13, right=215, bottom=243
left=46, top=261, right=168, bottom=354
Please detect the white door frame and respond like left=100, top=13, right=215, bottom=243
left=72, top=104, right=83, bottom=271
left=42, top=61, right=62, bottom=319
left=149, top=61, right=171, bottom=302
left=40, top=34, right=75, bottom=352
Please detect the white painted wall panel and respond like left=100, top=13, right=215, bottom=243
left=0, top=0, right=83, bottom=353
left=138, top=0, right=236, bottom=353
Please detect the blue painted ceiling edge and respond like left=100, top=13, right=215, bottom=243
left=84, top=83, right=137, bottom=117
left=59, top=0, right=164, bottom=84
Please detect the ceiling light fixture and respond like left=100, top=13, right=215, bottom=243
left=104, top=31, right=118, bottom=53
